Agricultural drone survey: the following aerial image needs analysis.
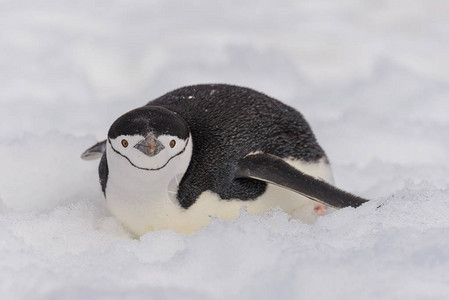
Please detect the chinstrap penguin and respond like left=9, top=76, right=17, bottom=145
left=82, top=84, right=368, bottom=235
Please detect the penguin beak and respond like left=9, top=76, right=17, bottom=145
left=134, top=134, right=165, bottom=156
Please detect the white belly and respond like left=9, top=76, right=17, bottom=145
left=106, top=157, right=334, bottom=235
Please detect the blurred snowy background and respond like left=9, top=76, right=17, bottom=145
left=1, top=0, right=449, bottom=299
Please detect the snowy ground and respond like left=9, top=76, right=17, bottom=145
left=1, top=0, right=449, bottom=299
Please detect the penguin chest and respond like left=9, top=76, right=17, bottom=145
left=105, top=157, right=334, bottom=235
left=105, top=172, right=188, bottom=236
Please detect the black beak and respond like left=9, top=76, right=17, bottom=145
left=134, top=134, right=165, bottom=156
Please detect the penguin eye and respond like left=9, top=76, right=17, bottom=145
left=121, top=139, right=129, bottom=148
left=169, top=140, right=176, bottom=148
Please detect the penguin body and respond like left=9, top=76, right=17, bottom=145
left=83, top=84, right=367, bottom=235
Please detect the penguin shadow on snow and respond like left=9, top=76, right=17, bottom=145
left=82, top=84, right=369, bottom=235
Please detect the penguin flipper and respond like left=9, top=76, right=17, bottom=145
left=81, top=140, right=106, bottom=160
left=235, top=153, right=368, bottom=209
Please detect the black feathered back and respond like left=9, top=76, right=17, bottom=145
left=147, top=84, right=327, bottom=208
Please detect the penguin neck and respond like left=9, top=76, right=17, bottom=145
left=105, top=139, right=192, bottom=202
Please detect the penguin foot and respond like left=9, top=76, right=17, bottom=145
left=290, top=203, right=328, bottom=224
left=314, top=204, right=327, bottom=216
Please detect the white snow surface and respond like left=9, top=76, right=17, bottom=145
left=1, top=0, right=449, bottom=299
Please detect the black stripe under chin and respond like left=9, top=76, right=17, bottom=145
left=108, top=138, right=189, bottom=171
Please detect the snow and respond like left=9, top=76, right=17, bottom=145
left=1, top=0, right=449, bottom=299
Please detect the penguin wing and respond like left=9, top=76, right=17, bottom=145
left=235, top=153, right=368, bottom=208
left=81, top=140, right=106, bottom=160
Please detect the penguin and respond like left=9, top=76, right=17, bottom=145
left=82, top=84, right=368, bottom=235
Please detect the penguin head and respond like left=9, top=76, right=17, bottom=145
left=107, top=106, right=191, bottom=171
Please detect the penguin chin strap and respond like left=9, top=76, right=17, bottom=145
left=235, top=153, right=369, bottom=209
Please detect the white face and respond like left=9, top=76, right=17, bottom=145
left=108, top=134, right=190, bottom=170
